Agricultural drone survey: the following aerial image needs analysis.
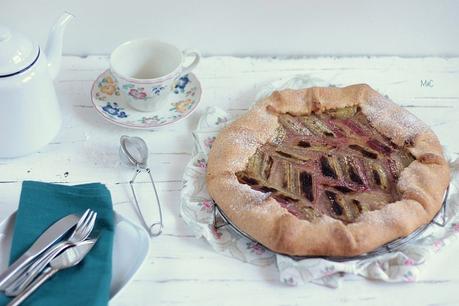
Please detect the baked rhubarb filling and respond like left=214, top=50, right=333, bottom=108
left=236, top=106, right=415, bottom=223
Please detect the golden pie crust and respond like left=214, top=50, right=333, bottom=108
left=206, top=84, right=450, bottom=256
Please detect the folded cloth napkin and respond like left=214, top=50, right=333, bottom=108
left=0, top=181, right=114, bottom=306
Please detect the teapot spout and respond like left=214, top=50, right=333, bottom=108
left=45, top=12, right=73, bottom=80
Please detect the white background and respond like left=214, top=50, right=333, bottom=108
left=1, top=0, right=458, bottom=56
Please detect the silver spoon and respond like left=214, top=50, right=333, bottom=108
left=4, top=209, right=97, bottom=296
left=7, top=238, right=98, bottom=306
left=120, top=135, right=163, bottom=237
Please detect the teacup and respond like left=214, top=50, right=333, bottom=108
left=110, top=39, right=200, bottom=112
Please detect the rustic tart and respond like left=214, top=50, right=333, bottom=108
left=206, top=84, right=450, bottom=257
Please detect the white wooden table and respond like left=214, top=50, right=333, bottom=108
left=1, top=56, right=458, bottom=306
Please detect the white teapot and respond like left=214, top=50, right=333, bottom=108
left=0, top=12, right=73, bottom=158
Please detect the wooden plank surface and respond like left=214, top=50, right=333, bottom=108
left=0, top=56, right=458, bottom=306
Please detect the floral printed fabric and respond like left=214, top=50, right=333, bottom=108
left=180, top=106, right=275, bottom=266
left=180, top=76, right=459, bottom=288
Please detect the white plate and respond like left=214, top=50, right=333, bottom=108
left=0, top=212, right=150, bottom=301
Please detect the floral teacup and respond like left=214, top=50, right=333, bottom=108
left=110, top=39, right=200, bottom=112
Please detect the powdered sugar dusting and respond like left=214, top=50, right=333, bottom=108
left=235, top=181, right=269, bottom=203
left=354, top=202, right=399, bottom=227
left=230, top=128, right=259, bottom=147
left=362, top=95, right=429, bottom=144
left=211, top=127, right=261, bottom=171
left=225, top=177, right=272, bottom=213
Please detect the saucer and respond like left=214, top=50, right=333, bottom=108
left=0, top=211, right=150, bottom=301
left=91, top=70, right=202, bottom=129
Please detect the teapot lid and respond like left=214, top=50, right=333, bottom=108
left=0, top=25, right=39, bottom=77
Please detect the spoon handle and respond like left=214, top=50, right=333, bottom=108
left=5, top=242, right=70, bottom=296
left=7, top=267, right=57, bottom=306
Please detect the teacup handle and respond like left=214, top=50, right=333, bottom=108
left=181, top=49, right=200, bottom=76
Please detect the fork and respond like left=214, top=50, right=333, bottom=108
left=7, top=238, right=99, bottom=306
left=4, top=209, right=97, bottom=296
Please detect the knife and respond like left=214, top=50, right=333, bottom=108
left=0, top=214, right=80, bottom=290
left=7, top=238, right=98, bottom=306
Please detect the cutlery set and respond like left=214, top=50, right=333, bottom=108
left=0, top=209, right=99, bottom=305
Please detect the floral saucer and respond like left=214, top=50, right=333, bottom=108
left=91, top=70, right=201, bottom=129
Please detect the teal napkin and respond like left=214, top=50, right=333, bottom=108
left=0, top=181, right=114, bottom=306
